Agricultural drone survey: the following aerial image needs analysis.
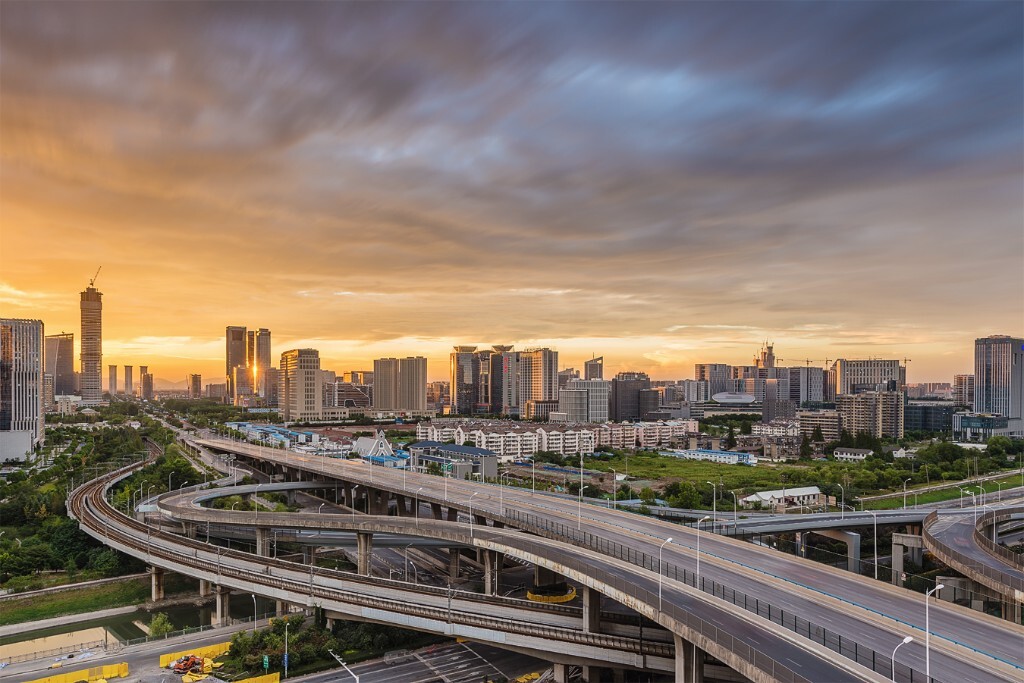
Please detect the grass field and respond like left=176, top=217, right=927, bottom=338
left=863, top=473, right=1024, bottom=510
left=584, top=453, right=807, bottom=492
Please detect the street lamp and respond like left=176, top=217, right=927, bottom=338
left=318, top=503, right=325, bottom=514
left=695, top=515, right=711, bottom=581
left=995, top=481, right=1005, bottom=502
left=351, top=485, right=359, bottom=522
left=706, top=481, right=717, bottom=530
left=925, top=584, right=944, bottom=679
left=499, top=472, right=513, bottom=516
left=284, top=619, right=289, bottom=679
left=837, top=484, right=845, bottom=519
left=168, top=473, right=173, bottom=492
left=902, top=478, right=911, bottom=510
left=966, top=490, right=977, bottom=525
left=730, top=491, right=738, bottom=527
left=328, top=650, right=360, bottom=683
left=891, top=636, right=913, bottom=682
left=468, top=492, right=479, bottom=537
left=254, top=483, right=262, bottom=522
left=868, top=510, right=879, bottom=581
left=657, top=537, right=673, bottom=611
left=578, top=452, right=584, bottom=530
left=251, top=593, right=257, bottom=632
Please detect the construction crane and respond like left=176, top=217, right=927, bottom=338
left=89, top=266, right=102, bottom=287
left=798, top=358, right=832, bottom=368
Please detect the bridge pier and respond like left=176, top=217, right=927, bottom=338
left=483, top=550, right=503, bottom=594
left=276, top=600, right=288, bottom=616
left=199, top=579, right=211, bottom=598
left=303, top=545, right=317, bottom=565
left=794, top=532, right=809, bottom=558
left=582, top=586, right=601, bottom=633
left=891, top=533, right=924, bottom=586
left=674, top=634, right=705, bottom=683
left=357, top=532, right=373, bottom=576
left=431, top=502, right=443, bottom=520
left=395, top=494, right=408, bottom=516
left=448, top=548, right=461, bottom=579
left=256, top=528, right=271, bottom=556
left=446, top=506, right=459, bottom=522
left=150, top=566, right=164, bottom=602
left=580, top=665, right=600, bottom=682
left=535, top=565, right=559, bottom=585
left=214, top=585, right=231, bottom=627
left=813, top=529, right=862, bottom=573
left=552, top=663, right=569, bottom=683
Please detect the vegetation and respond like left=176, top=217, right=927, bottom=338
left=149, top=612, right=174, bottom=637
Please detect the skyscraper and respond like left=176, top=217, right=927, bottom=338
left=518, top=348, right=559, bottom=405
left=449, top=346, right=478, bottom=415
left=831, top=359, right=905, bottom=396
left=610, top=371, right=651, bottom=422
left=255, top=328, right=272, bottom=399
left=80, top=285, right=103, bottom=405
left=374, top=357, right=428, bottom=412
left=44, top=332, right=74, bottom=395
left=0, top=319, right=45, bottom=460
left=954, top=374, right=975, bottom=408
left=123, top=365, right=134, bottom=396
left=188, top=374, right=202, bottom=399
left=584, top=356, right=604, bottom=380
left=140, top=371, right=154, bottom=400
left=108, top=365, right=118, bottom=394
left=225, top=326, right=247, bottom=402
left=280, top=349, right=322, bottom=421
left=974, top=336, right=1024, bottom=427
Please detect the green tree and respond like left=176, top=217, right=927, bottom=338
left=149, top=612, right=174, bottom=637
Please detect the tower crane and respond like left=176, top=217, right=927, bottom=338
left=89, top=266, right=102, bottom=287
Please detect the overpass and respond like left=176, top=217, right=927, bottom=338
left=72, top=436, right=1024, bottom=682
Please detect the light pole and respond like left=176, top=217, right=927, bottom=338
left=695, top=515, right=711, bottom=582
left=318, top=503, right=325, bottom=514
left=351, top=485, right=359, bottom=522
left=730, top=491, right=738, bottom=526
left=255, top=482, right=262, bottom=523
left=251, top=593, right=257, bottom=632
left=706, top=481, right=717, bottom=529
left=996, top=481, right=1005, bottom=502
left=925, top=583, right=944, bottom=679
left=468, top=492, right=479, bottom=537
left=284, top=619, right=289, bottom=679
left=168, top=473, right=173, bottom=492
left=328, top=650, right=360, bottom=683
left=902, top=478, right=911, bottom=510
left=837, top=484, right=845, bottom=519
left=967, top=490, right=977, bottom=525
left=532, top=458, right=536, bottom=494
left=609, top=469, right=617, bottom=509
left=657, top=537, right=673, bottom=610
left=957, top=486, right=967, bottom=509
left=578, top=452, right=584, bottom=530
left=868, top=510, right=879, bottom=580
left=500, top=472, right=513, bottom=516
left=891, top=636, right=913, bottom=682
left=415, top=487, right=423, bottom=528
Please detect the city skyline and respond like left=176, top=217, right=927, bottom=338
left=2, top=2, right=1022, bottom=384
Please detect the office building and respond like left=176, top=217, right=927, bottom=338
left=44, top=332, right=75, bottom=396
left=905, top=403, right=955, bottom=433
left=206, top=383, right=227, bottom=400
left=0, top=319, right=45, bottom=460
left=695, top=363, right=731, bottom=397
left=265, top=368, right=280, bottom=408
left=973, top=335, right=1024, bottom=429
left=254, top=328, right=272, bottom=399
left=836, top=391, right=904, bottom=439
left=374, top=358, right=400, bottom=411
left=188, top=374, right=202, bottom=399
left=140, top=371, right=154, bottom=400
left=123, top=365, right=134, bottom=396
left=491, top=348, right=519, bottom=415
left=610, top=371, right=651, bottom=422
left=831, top=359, right=905, bottom=396
left=449, top=346, right=478, bottom=415
left=426, top=381, right=450, bottom=411
left=233, top=366, right=253, bottom=406
left=344, top=370, right=374, bottom=384
left=584, top=356, right=604, bottom=380
left=280, top=349, right=322, bottom=421
left=108, top=365, right=118, bottom=394
left=79, top=285, right=103, bottom=405
left=374, top=356, right=427, bottom=412
left=138, top=366, right=148, bottom=397
left=518, top=348, right=558, bottom=405
left=953, top=374, right=975, bottom=408
left=558, top=379, right=610, bottom=422
left=225, top=326, right=247, bottom=402
left=558, top=367, right=580, bottom=389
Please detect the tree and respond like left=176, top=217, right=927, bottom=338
left=800, top=435, right=813, bottom=458
left=149, top=612, right=174, bottom=637
left=811, top=425, right=824, bottom=442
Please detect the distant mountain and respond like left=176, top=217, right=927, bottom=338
left=155, top=377, right=188, bottom=390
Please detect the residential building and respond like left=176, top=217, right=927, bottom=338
left=834, top=447, right=874, bottom=462
left=610, top=371, right=651, bottom=422
left=206, top=383, right=227, bottom=400
left=42, top=373, right=54, bottom=412
left=752, top=421, right=801, bottom=437
left=584, top=356, right=604, bottom=380
left=79, top=285, right=103, bottom=405
left=188, top=374, right=202, bottom=399
left=280, top=349, right=322, bottom=422
left=558, top=367, right=580, bottom=389
left=44, top=332, right=75, bottom=396
left=426, top=381, right=450, bottom=411
left=664, top=448, right=757, bottom=466
left=108, top=364, right=118, bottom=394
left=836, top=391, right=905, bottom=438
left=374, top=357, right=427, bottom=412
left=740, top=486, right=823, bottom=510
left=786, top=366, right=825, bottom=405
left=123, top=365, right=134, bottom=396
left=518, top=348, right=558, bottom=406
left=225, top=326, right=247, bottom=402
left=831, top=359, right=905, bottom=396
left=0, top=319, right=45, bottom=460
left=140, top=371, right=154, bottom=400
left=973, top=335, right=1024, bottom=431
left=344, top=371, right=373, bottom=384
left=797, top=410, right=842, bottom=442
left=954, top=374, right=975, bottom=408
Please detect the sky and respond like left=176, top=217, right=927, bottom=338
left=1, top=1, right=1022, bottom=386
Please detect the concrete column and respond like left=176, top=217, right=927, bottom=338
left=150, top=567, right=164, bottom=602
left=199, top=579, right=211, bottom=598
left=256, top=528, right=271, bottom=556
left=214, top=586, right=231, bottom=627
left=891, top=541, right=905, bottom=586
left=552, top=663, right=569, bottom=683
left=580, top=665, right=600, bottom=682
left=446, top=507, right=459, bottom=522
left=582, top=586, right=601, bottom=633
left=431, top=502, right=443, bottom=520
left=449, top=548, right=461, bottom=580
left=813, top=529, right=862, bottom=573
left=674, top=633, right=705, bottom=683
left=357, top=532, right=373, bottom=576
left=612, top=669, right=626, bottom=683
left=303, top=545, right=317, bottom=565
left=484, top=550, right=494, bottom=595
left=794, top=532, right=809, bottom=558
left=395, top=494, right=408, bottom=516
left=276, top=600, right=288, bottom=617
left=535, top=565, right=558, bottom=586
left=183, top=522, right=197, bottom=539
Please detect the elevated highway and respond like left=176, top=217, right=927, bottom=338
left=924, top=507, right=1024, bottom=603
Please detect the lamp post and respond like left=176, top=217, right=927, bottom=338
left=657, top=537, right=673, bottom=611
left=730, top=491, right=738, bottom=527
left=532, top=459, right=536, bottom=494
left=891, top=636, right=913, bottom=682
left=499, top=472, right=513, bottom=516
left=695, top=515, right=711, bottom=582
left=284, top=619, right=289, bottom=679
left=967, top=490, right=977, bottom=525
left=837, top=484, right=845, bottom=519
left=609, top=469, right=617, bottom=509
left=328, top=650, right=360, bottom=683
left=925, top=584, right=944, bottom=679
left=318, top=503, right=325, bottom=514
left=251, top=593, right=257, bottom=632
left=468, top=492, right=479, bottom=538
left=957, top=486, right=967, bottom=509
left=254, top=483, right=262, bottom=523
left=996, top=481, right=1005, bottom=502
left=868, top=510, right=879, bottom=580
left=168, top=473, right=173, bottom=492
left=578, top=452, right=584, bottom=530
left=902, top=478, right=911, bottom=510
left=706, top=481, right=717, bottom=529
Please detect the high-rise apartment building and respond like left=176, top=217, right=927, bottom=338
left=225, top=326, right=247, bottom=402
left=374, top=357, right=427, bottom=412
left=254, top=328, right=272, bottom=399
left=108, top=365, right=118, bottom=394
left=584, top=356, right=604, bottom=380
left=831, top=359, right=905, bottom=396
left=280, top=349, right=322, bottom=422
left=974, top=336, right=1024, bottom=428
left=79, top=285, right=103, bottom=405
left=44, top=332, right=75, bottom=396
left=449, top=346, right=478, bottom=415
left=123, top=365, right=134, bottom=396
left=0, top=319, right=45, bottom=460
left=954, top=374, right=975, bottom=408
left=610, top=371, right=652, bottom=422
left=836, top=391, right=904, bottom=439
left=518, top=348, right=558, bottom=405
left=140, top=371, right=154, bottom=400
left=188, top=374, right=202, bottom=399
left=374, top=358, right=400, bottom=411
left=491, top=349, right=519, bottom=415
left=139, top=366, right=149, bottom=396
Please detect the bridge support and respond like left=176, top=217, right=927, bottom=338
left=535, top=565, right=559, bottom=585
left=256, top=528, right=271, bottom=556
left=891, top=533, right=924, bottom=586
left=813, top=529, right=862, bottom=573
left=431, top=502, right=443, bottom=520
left=552, top=663, right=569, bottom=683
left=276, top=600, right=288, bottom=616
left=150, top=566, right=164, bottom=602
left=214, top=585, right=231, bottom=627
left=582, top=586, right=601, bottom=633
left=449, top=548, right=461, bottom=579
left=303, top=545, right=317, bottom=565
left=794, top=532, right=810, bottom=558
left=674, top=634, right=705, bottom=683
left=580, top=665, right=600, bottom=682
left=357, top=532, right=373, bottom=576
left=446, top=506, right=459, bottom=522
left=483, top=550, right=503, bottom=595
left=199, top=579, right=211, bottom=598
